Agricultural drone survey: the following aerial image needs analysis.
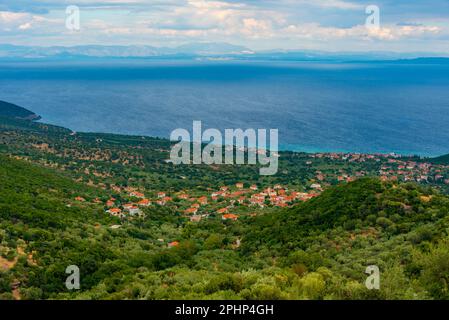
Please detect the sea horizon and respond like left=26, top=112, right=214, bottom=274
left=2, top=59, right=449, bottom=157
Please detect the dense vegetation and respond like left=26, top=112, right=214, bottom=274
left=0, top=100, right=40, bottom=120
left=1, top=103, right=449, bottom=300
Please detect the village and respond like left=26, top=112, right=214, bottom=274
left=310, top=152, right=449, bottom=185
left=70, top=151, right=449, bottom=235
left=75, top=182, right=321, bottom=225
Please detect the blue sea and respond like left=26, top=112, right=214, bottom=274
left=0, top=59, right=448, bottom=156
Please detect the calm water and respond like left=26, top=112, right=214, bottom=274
left=0, top=60, right=448, bottom=156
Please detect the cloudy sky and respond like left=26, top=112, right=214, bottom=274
left=0, top=0, right=448, bottom=52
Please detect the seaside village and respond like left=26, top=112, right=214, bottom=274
left=310, top=152, right=449, bottom=184
left=75, top=182, right=321, bottom=225
left=72, top=152, right=449, bottom=240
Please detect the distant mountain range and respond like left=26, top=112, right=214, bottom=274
left=0, top=43, right=253, bottom=60
left=1, top=42, right=448, bottom=62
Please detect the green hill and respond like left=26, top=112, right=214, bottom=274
left=244, top=178, right=449, bottom=252
left=0, top=154, right=119, bottom=299
left=0, top=101, right=69, bottom=134
left=240, top=178, right=449, bottom=299
left=0, top=100, right=40, bottom=120
left=429, top=153, right=449, bottom=165
left=1, top=155, right=449, bottom=299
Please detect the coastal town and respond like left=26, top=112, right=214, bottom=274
left=68, top=151, right=449, bottom=229
left=75, top=182, right=320, bottom=223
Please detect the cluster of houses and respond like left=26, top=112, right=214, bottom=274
left=169, top=183, right=319, bottom=223
left=74, top=182, right=321, bottom=222
left=378, top=159, right=449, bottom=184
left=309, top=153, right=449, bottom=186
left=103, top=190, right=171, bottom=219
left=73, top=153, right=449, bottom=223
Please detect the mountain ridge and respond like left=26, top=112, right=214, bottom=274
left=1, top=43, right=448, bottom=62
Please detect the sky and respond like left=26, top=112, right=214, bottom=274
left=0, top=0, right=448, bottom=52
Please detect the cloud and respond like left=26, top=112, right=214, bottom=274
left=0, top=10, right=60, bottom=34
left=282, top=22, right=443, bottom=41
left=0, top=0, right=447, bottom=52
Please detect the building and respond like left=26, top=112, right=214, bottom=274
left=130, top=191, right=145, bottom=199
left=168, top=241, right=180, bottom=248
left=107, top=208, right=122, bottom=217
left=137, top=199, right=151, bottom=207
left=198, top=196, right=208, bottom=205
left=190, top=215, right=202, bottom=222
left=185, top=207, right=198, bottom=215
left=222, top=214, right=239, bottom=221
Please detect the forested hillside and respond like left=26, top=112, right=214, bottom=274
left=1, top=157, right=449, bottom=299
left=1, top=103, right=449, bottom=300
left=0, top=100, right=40, bottom=120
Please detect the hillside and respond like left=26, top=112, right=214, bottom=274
left=1, top=149, right=449, bottom=299
left=1, top=102, right=449, bottom=300
left=0, top=100, right=40, bottom=120
left=241, top=178, right=449, bottom=299
left=0, top=154, right=120, bottom=299
left=244, top=178, right=449, bottom=251
left=430, top=153, right=449, bottom=165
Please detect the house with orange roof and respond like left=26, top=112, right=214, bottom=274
left=222, top=214, right=239, bottom=221
left=198, top=196, right=208, bottom=205
left=137, top=199, right=151, bottom=207
left=123, top=203, right=134, bottom=210
left=75, top=196, right=86, bottom=202
left=250, top=184, right=258, bottom=191
left=157, top=192, right=166, bottom=198
left=168, top=241, right=179, bottom=248
left=178, top=194, right=189, bottom=200
left=185, top=207, right=198, bottom=214
left=106, top=208, right=122, bottom=217
left=236, top=183, right=244, bottom=189
left=217, top=208, right=229, bottom=214
left=130, top=191, right=145, bottom=199
left=106, top=200, right=115, bottom=207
